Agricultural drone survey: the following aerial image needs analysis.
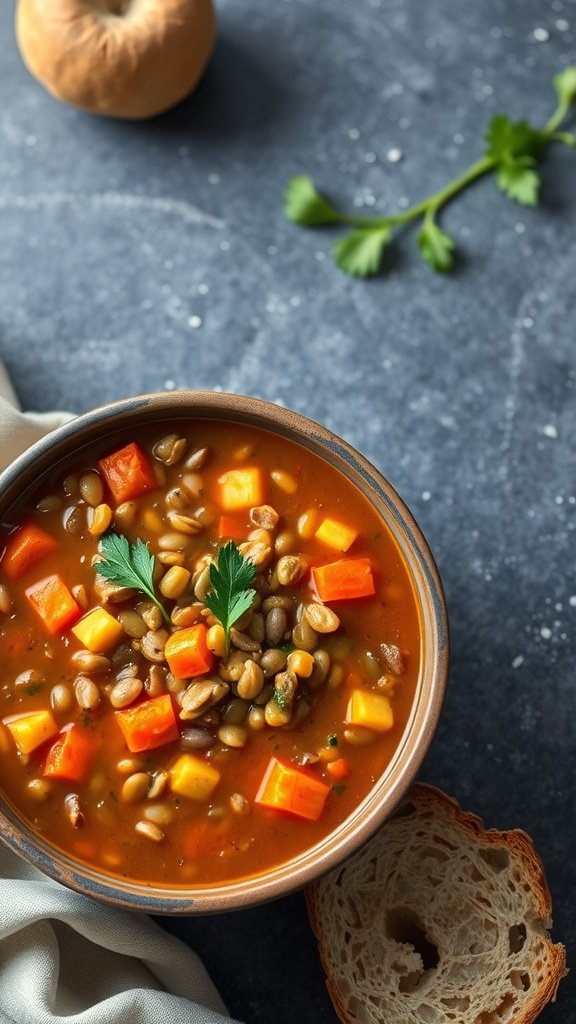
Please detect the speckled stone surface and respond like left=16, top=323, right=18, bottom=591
left=1, top=0, right=575, bottom=1021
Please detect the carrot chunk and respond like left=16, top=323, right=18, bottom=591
left=43, top=724, right=95, bottom=784
left=165, top=624, right=213, bottom=680
left=25, top=575, right=81, bottom=634
left=98, top=442, right=157, bottom=504
left=1, top=523, right=57, bottom=580
left=217, top=514, right=248, bottom=540
left=312, top=557, right=375, bottom=602
left=255, top=757, right=330, bottom=821
left=4, top=710, right=59, bottom=754
left=115, top=694, right=179, bottom=753
left=218, top=467, right=264, bottom=510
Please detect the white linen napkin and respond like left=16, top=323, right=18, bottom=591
left=0, top=367, right=237, bottom=1024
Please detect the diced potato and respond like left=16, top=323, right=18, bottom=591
left=72, top=607, right=124, bottom=653
left=218, top=468, right=264, bottom=510
left=345, top=689, right=394, bottom=732
left=315, top=517, right=358, bottom=553
left=169, top=753, right=220, bottom=801
left=5, top=710, right=59, bottom=754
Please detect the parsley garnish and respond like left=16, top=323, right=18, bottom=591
left=26, top=683, right=43, bottom=697
left=332, top=784, right=347, bottom=796
left=96, top=533, right=170, bottom=625
left=327, top=734, right=338, bottom=748
left=205, top=541, right=256, bottom=655
left=284, top=67, right=576, bottom=277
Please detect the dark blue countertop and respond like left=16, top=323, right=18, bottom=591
left=1, top=1, right=574, bottom=1021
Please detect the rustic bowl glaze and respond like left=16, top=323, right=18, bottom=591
left=0, top=392, right=449, bottom=913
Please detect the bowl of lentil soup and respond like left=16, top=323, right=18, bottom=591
left=0, top=392, right=448, bottom=912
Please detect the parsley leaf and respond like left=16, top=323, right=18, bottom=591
left=333, top=227, right=391, bottom=277
left=417, top=220, right=455, bottom=272
left=484, top=115, right=543, bottom=163
left=284, top=176, right=343, bottom=226
left=283, top=67, right=576, bottom=279
left=97, top=533, right=170, bottom=624
left=205, top=541, right=256, bottom=654
left=496, top=157, right=540, bottom=206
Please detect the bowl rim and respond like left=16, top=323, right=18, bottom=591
left=0, top=390, right=449, bottom=913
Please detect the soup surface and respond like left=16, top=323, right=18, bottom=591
left=0, top=421, right=420, bottom=887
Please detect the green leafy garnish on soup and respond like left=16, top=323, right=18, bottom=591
left=205, top=541, right=256, bottom=655
left=96, top=533, right=170, bottom=624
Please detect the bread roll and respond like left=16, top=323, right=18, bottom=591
left=16, top=0, right=216, bottom=119
left=307, top=784, right=566, bottom=1024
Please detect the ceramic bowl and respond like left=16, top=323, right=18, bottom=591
left=0, top=391, right=448, bottom=913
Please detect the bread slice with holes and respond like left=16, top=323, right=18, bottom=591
left=306, top=783, right=566, bottom=1024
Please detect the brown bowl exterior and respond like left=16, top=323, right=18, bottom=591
left=0, top=391, right=449, bottom=913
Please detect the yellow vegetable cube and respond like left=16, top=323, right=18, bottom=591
left=315, top=517, right=358, bottom=553
left=72, top=606, right=124, bottom=653
left=5, top=710, right=59, bottom=754
left=345, top=690, right=394, bottom=732
left=169, top=753, right=220, bottom=801
left=219, top=467, right=264, bottom=510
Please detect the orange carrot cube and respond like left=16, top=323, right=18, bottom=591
left=1, top=523, right=57, bottom=580
left=43, top=724, right=95, bottom=784
left=165, top=624, right=213, bottom=679
left=98, top=442, right=157, bottom=504
left=115, top=694, right=179, bottom=753
left=255, top=757, right=330, bottom=821
left=312, top=558, right=375, bottom=602
left=25, top=575, right=81, bottom=634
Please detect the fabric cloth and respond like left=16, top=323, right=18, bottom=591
left=0, top=366, right=236, bottom=1024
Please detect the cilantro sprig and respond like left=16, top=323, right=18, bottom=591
left=96, top=533, right=171, bottom=625
left=205, top=541, right=256, bottom=655
left=284, top=67, right=576, bottom=277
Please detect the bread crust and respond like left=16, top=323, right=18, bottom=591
left=307, top=784, right=566, bottom=1024
left=15, top=0, right=216, bottom=119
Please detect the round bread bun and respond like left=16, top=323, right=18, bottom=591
left=15, top=0, right=217, bottom=120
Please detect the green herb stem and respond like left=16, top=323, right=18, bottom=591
left=284, top=66, right=576, bottom=277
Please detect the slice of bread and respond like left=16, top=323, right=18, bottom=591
left=307, top=784, right=566, bottom=1024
